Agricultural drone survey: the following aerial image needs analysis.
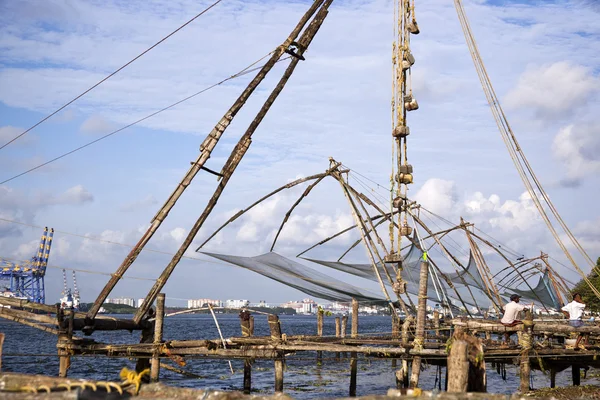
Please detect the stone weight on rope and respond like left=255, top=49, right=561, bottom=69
left=408, top=19, right=420, bottom=35
left=393, top=125, right=410, bottom=138
left=392, top=194, right=407, bottom=209
left=396, top=172, right=413, bottom=184
left=404, top=94, right=419, bottom=111
left=402, top=51, right=415, bottom=70
left=401, top=224, right=413, bottom=237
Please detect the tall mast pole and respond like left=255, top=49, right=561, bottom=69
left=390, top=0, right=419, bottom=292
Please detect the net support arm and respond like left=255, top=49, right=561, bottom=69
left=133, top=0, right=334, bottom=325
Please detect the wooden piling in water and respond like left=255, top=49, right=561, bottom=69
left=57, top=307, right=71, bottom=378
left=317, top=307, right=324, bottom=364
left=268, top=314, right=284, bottom=392
left=150, top=293, right=165, bottom=383
left=0, top=332, right=3, bottom=372
left=410, top=260, right=429, bottom=388
left=240, top=310, right=253, bottom=394
left=572, top=365, right=581, bottom=386
left=392, top=315, right=399, bottom=369
left=519, top=310, right=533, bottom=393
left=350, top=298, right=359, bottom=396
left=341, top=315, right=348, bottom=338
left=447, top=340, right=469, bottom=393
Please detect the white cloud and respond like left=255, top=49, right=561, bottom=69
left=80, top=114, right=116, bottom=135
left=552, top=123, right=600, bottom=184
left=120, top=195, right=158, bottom=212
left=505, top=62, right=599, bottom=117
left=0, top=125, right=36, bottom=146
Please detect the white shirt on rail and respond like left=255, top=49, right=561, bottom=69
left=561, top=301, right=585, bottom=320
left=501, top=301, right=525, bottom=324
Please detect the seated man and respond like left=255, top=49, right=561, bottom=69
left=500, top=294, right=529, bottom=343
left=562, top=293, right=588, bottom=350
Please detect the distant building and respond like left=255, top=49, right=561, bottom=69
left=281, top=298, right=317, bottom=314
left=226, top=299, right=249, bottom=309
left=137, top=298, right=145, bottom=308
left=188, top=298, right=222, bottom=308
left=105, top=297, right=135, bottom=307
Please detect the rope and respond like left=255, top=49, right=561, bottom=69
left=453, top=0, right=600, bottom=299
left=119, top=367, right=149, bottom=395
left=0, top=0, right=224, bottom=151
left=0, top=53, right=288, bottom=185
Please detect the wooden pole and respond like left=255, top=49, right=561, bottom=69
left=351, top=299, right=359, bottom=338
left=341, top=315, right=348, bottom=338
left=136, top=307, right=155, bottom=376
left=447, top=340, right=469, bottom=393
left=57, top=307, right=69, bottom=378
left=550, top=367, right=556, bottom=388
left=0, top=332, right=4, bottom=372
left=349, top=298, right=359, bottom=396
left=317, top=307, right=324, bottom=364
left=399, top=316, right=412, bottom=388
left=150, top=293, right=165, bottom=383
left=87, top=0, right=328, bottom=322
left=572, top=365, right=581, bottom=386
left=134, top=2, right=333, bottom=324
left=410, top=260, right=429, bottom=388
left=240, top=310, right=253, bottom=394
left=392, top=315, right=399, bottom=369
left=335, top=317, right=341, bottom=337
left=519, top=310, right=533, bottom=393
left=268, top=314, right=284, bottom=392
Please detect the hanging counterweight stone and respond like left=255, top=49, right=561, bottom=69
left=408, top=19, right=420, bottom=35
left=396, top=172, right=413, bottom=185
left=399, top=164, right=413, bottom=174
left=384, top=252, right=403, bottom=263
left=393, top=126, right=410, bottom=138
left=400, top=224, right=413, bottom=237
left=402, top=51, right=415, bottom=70
left=393, top=194, right=407, bottom=209
left=404, top=95, right=419, bottom=111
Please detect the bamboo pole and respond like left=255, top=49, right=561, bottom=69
left=88, top=0, right=328, bottom=322
left=410, top=260, right=429, bottom=388
left=150, top=293, right=165, bottom=382
left=135, top=2, right=333, bottom=324
left=209, top=304, right=234, bottom=374
left=200, top=173, right=328, bottom=250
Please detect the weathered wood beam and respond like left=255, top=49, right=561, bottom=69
left=87, top=0, right=328, bottom=322
left=134, top=0, right=333, bottom=324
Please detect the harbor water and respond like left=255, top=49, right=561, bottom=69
left=1, top=314, right=597, bottom=397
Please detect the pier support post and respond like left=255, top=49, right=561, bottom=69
left=0, top=332, right=4, bottom=372
left=392, top=315, right=399, bottom=369
left=317, top=307, right=324, bottom=364
left=350, top=298, right=358, bottom=396
left=240, top=310, right=253, bottom=394
left=351, top=299, right=359, bottom=338
left=268, top=314, right=284, bottom=392
left=410, top=260, right=429, bottom=388
left=57, top=306, right=72, bottom=378
left=572, top=365, right=581, bottom=386
left=447, top=340, right=468, bottom=393
left=550, top=367, right=556, bottom=388
left=341, top=315, right=348, bottom=338
left=519, top=310, right=533, bottom=393
left=150, top=293, right=165, bottom=383
left=335, top=317, right=341, bottom=361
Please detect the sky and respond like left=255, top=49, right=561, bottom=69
left=0, top=0, right=599, bottom=307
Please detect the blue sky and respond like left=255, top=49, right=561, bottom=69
left=0, top=0, right=599, bottom=306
